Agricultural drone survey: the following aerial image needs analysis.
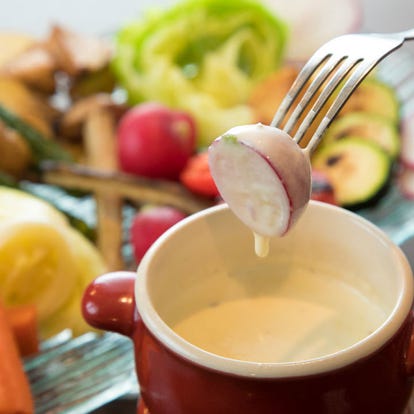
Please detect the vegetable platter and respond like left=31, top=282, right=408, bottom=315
left=0, top=0, right=413, bottom=412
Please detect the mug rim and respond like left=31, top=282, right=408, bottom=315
left=135, top=201, right=414, bottom=378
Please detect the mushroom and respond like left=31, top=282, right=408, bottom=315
left=57, top=93, right=127, bottom=140
left=0, top=123, right=32, bottom=177
left=0, top=42, right=58, bottom=94
left=83, top=107, right=124, bottom=271
left=47, top=25, right=112, bottom=77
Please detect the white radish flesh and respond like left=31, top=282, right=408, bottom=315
left=208, top=123, right=311, bottom=243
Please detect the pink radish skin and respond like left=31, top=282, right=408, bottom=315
left=208, top=123, right=311, bottom=238
left=401, top=112, right=414, bottom=169
left=117, top=103, right=196, bottom=180
left=130, top=206, right=187, bottom=263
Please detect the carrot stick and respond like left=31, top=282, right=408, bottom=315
left=6, top=304, right=39, bottom=357
left=0, top=300, right=34, bottom=414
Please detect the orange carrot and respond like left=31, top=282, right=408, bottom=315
left=0, top=300, right=34, bottom=414
left=6, top=304, right=39, bottom=357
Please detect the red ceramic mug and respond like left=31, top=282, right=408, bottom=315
left=83, top=202, right=414, bottom=414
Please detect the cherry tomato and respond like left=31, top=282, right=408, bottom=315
left=180, top=151, right=219, bottom=198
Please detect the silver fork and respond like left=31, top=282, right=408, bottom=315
left=271, top=28, right=414, bottom=154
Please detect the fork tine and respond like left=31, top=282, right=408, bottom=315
left=270, top=50, right=331, bottom=128
left=269, top=30, right=409, bottom=155
left=306, top=59, right=387, bottom=151
left=281, top=54, right=349, bottom=135
left=292, top=56, right=362, bottom=146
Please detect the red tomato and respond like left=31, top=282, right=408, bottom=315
left=180, top=151, right=220, bottom=198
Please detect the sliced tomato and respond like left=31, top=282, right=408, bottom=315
left=180, top=152, right=220, bottom=198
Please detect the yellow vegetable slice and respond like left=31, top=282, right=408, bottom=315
left=0, top=186, right=68, bottom=226
left=41, top=227, right=107, bottom=338
left=0, top=221, right=77, bottom=323
left=0, top=186, right=108, bottom=338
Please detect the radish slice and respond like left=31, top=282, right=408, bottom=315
left=399, top=168, right=414, bottom=199
left=265, top=0, right=362, bottom=62
left=401, top=112, right=414, bottom=169
left=208, top=123, right=311, bottom=255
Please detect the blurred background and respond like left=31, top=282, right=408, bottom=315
left=2, top=0, right=413, bottom=258
left=0, top=0, right=413, bottom=37
left=0, top=1, right=413, bottom=413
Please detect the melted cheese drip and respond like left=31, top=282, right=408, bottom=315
left=254, top=233, right=270, bottom=258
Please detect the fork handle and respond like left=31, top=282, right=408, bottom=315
left=401, top=28, right=414, bottom=40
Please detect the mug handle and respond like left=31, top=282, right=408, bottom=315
left=82, top=271, right=138, bottom=338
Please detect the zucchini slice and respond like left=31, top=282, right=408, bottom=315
left=340, top=79, right=400, bottom=123
left=323, top=112, right=400, bottom=159
left=312, top=137, right=392, bottom=208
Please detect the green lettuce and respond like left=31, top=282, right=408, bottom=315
left=113, top=0, right=288, bottom=146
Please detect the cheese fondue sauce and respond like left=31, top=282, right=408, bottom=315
left=171, top=269, right=386, bottom=363
left=254, top=233, right=270, bottom=257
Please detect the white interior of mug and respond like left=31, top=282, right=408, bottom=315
left=135, top=201, right=413, bottom=378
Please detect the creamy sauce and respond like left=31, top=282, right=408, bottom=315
left=254, top=232, right=270, bottom=257
left=172, top=271, right=386, bottom=363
